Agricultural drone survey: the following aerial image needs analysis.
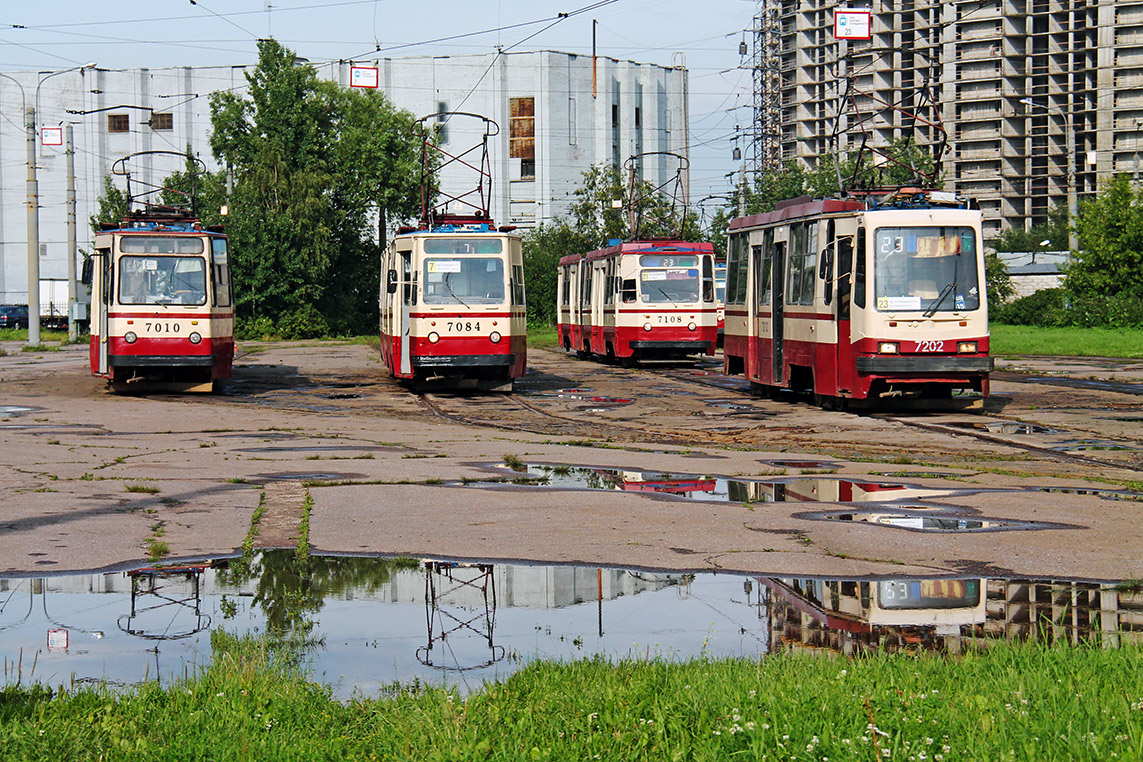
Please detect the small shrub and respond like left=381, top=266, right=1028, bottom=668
left=994, top=288, right=1067, bottom=326
left=277, top=304, right=330, bottom=340
left=235, top=316, right=278, bottom=341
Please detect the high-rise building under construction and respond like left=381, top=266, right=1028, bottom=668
left=754, top=0, right=1135, bottom=239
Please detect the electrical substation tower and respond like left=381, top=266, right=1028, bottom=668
left=750, top=0, right=784, bottom=174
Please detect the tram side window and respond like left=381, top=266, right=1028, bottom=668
left=511, top=264, right=526, bottom=305
left=726, top=233, right=748, bottom=306
left=786, top=223, right=805, bottom=305
left=702, top=256, right=714, bottom=302
left=401, top=251, right=416, bottom=306
left=211, top=238, right=231, bottom=308
left=752, top=244, right=772, bottom=307
left=560, top=268, right=571, bottom=306
left=854, top=229, right=866, bottom=309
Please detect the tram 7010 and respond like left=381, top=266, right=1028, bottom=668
left=380, top=223, right=526, bottom=390
left=88, top=210, right=233, bottom=392
left=723, top=188, right=992, bottom=408
left=557, top=240, right=719, bottom=363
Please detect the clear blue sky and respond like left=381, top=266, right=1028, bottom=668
left=1, top=0, right=757, bottom=213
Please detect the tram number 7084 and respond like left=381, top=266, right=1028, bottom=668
left=144, top=322, right=182, bottom=333
left=446, top=321, right=481, bottom=332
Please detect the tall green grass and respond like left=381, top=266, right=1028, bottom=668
left=2, top=636, right=1140, bottom=760
left=990, top=325, right=1143, bottom=359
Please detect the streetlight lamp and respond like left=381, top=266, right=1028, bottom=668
left=1021, top=98, right=1078, bottom=253
left=0, top=63, right=95, bottom=347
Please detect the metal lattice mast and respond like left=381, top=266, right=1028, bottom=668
left=752, top=0, right=783, bottom=173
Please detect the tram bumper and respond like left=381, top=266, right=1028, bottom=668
left=108, top=354, right=216, bottom=367
left=628, top=340, right=714, bottom=358
left=412, top=354, right=516, bottom=369
left=855, top=356, right=993, bottom=374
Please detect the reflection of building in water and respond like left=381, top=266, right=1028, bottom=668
left=766, top=577, right=1143, bottom=655
left=727, top=478, right=956, bottom=505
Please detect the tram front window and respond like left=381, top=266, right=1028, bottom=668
left=873, top=227, right=979, bottom=313
left=118, top=256, right=207, bottom=306
left=638, top=254, right=700, bottom=304
left=422, top=257, right=506, bottom=305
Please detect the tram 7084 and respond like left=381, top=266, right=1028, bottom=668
left=88, top=210, right=233, bottom=392
left=557, top=240, right=718, bottom=362
left=723, top=189, right=991, bottom=408
left=380, top=222, right=527, bottom=390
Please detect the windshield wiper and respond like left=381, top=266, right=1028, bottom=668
left=923, top=249, right=961, bottom=318
left=443, top=274, right=470, bottom=308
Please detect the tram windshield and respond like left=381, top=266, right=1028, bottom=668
left=639, top=255, right=700, bottom=304
left=872, top=226, right=979, bottom=313
left=118, top=255, right=207, bottom=306
left=422, top=257, right=505, bottom=305
left=877, top=579, right=981, bottom=610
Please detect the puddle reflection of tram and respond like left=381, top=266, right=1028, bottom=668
left=726, top=477, right=957, bottom=505
left=417, top=562, right=504, bottom=671
left=762, top=577, right=987, bottom=654
left=614, top=471, right=717, bottom=496
left=117, top=564, right=213, bottom=641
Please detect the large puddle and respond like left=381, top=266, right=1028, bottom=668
left=2, top=553, right=1139, bottom=697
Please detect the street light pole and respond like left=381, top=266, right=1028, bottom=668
left=1021, top=97, right=1079, bottom=252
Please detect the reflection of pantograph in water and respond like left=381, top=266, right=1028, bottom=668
left=0, top=578, right=105, bottom=653
left=117, top=565, right=213, bottom=641
left=417, top=562, right=504, bottom=671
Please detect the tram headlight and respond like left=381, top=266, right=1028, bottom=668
left=687, top=322, right=697, bottom=331
left=489, top=331, right=502, bottom=344
left=188, top=332, right=202, bottom=345
left=427, top=331, right=440, bottom=344
left=643, top=322, right=652, bottom=332
left=124, top=331, right=137, bottom=344
left=957, top=341, right=977, bottom=354
left=877, top=342, right=899, bottom=354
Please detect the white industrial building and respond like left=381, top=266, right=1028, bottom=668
left=0, top=51, right=689, bottom=304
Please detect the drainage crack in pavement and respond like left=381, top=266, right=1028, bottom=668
left=254, top=481, right=308, bottom=547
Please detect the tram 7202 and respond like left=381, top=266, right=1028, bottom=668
left=723, top=188, right=992, bottom=408
left=557, top=239, right=719, bottom=363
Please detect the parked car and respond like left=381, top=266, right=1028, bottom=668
left=0, top=304, right=29, bottom=329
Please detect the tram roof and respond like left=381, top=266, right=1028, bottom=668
left=729, top=198, right=865, bottom=231
left=559, top=239, right=714, bottom=266
left=729, top=189, right=975, bottom=231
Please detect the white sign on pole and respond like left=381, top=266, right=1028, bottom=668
left=41, top=126, right=64, bottom=146
left=834, top=9, right=872, bottom=40
left=350, top=66, right=380, bottom=89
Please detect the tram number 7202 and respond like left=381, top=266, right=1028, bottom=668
left=917, top=340, right=945, bottom=353
left=447, top=321, right=482, bottom=332
left=145, top=322, right=183, bottom=334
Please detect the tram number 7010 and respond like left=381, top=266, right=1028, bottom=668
left=144, top=322, right=182, bottom=333
left=447, top=321, right=481, bottom=332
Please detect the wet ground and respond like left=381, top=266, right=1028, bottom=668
left=0, top=341, right=1141, bottom=585
left=3, top=553, right=1139, bottom=696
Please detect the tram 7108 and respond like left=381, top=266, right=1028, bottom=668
left=723, top=189, right=992, bottom=408
left=557, top=240, right=718, bottom=363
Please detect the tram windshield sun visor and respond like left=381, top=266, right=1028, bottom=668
left=872, top=226, right=979, bottom=313
left=423, top=257, right=506, bottom=305
left=118, top=255, right=207, bottom=306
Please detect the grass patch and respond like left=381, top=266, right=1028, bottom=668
left=1, top=639, right=1141, bottom=760
left=527, top=323, right=559, bottom=350
left=125, top=484, right=160, bottom=494
left=990, top=324, right=1143, bottom=358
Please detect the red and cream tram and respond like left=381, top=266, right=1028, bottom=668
left=723, top=188, right=991, bottom=408
left=88, top=210, right=233, bottom=393
left=557, top=240, right=718, bottom=363
left=380, top=221, right=526, bottom=390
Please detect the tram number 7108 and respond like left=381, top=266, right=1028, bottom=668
left=145, top=322, right=182, bottom=333
left=657, top=315, right=683, bottom=324
left=447, top=321, right=481, bottom=332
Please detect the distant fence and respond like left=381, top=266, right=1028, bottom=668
left=994, top=250, right=1072, bottom=299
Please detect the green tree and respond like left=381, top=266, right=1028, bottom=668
left=987, top=206, right=1068, bottom=253
left=89, top=176, right=130, bottom=232
left=1069, top=174, right=1143, bottom=299
left=569, top=162, right=701, bottom=248
left=806, top=138, right=938, bottom=197
left=521, top=221, right=593, bottom=326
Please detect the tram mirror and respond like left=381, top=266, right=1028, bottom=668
left=81, top=257, right=94, bottom=286
left=386, top=269, right=398, bottom=294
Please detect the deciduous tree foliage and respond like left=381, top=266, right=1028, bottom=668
left=1070, top=174, right=1143, bottom=299
left=207, top=39, right=421, bottom=337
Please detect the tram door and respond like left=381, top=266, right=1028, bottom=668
left=577, top=262, right=593, bottom=351
left=91, top=244, right=112, bottom=375
left=771, top=242, right=786, bottom=386
left=399, top=248, right=413, bottom=376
